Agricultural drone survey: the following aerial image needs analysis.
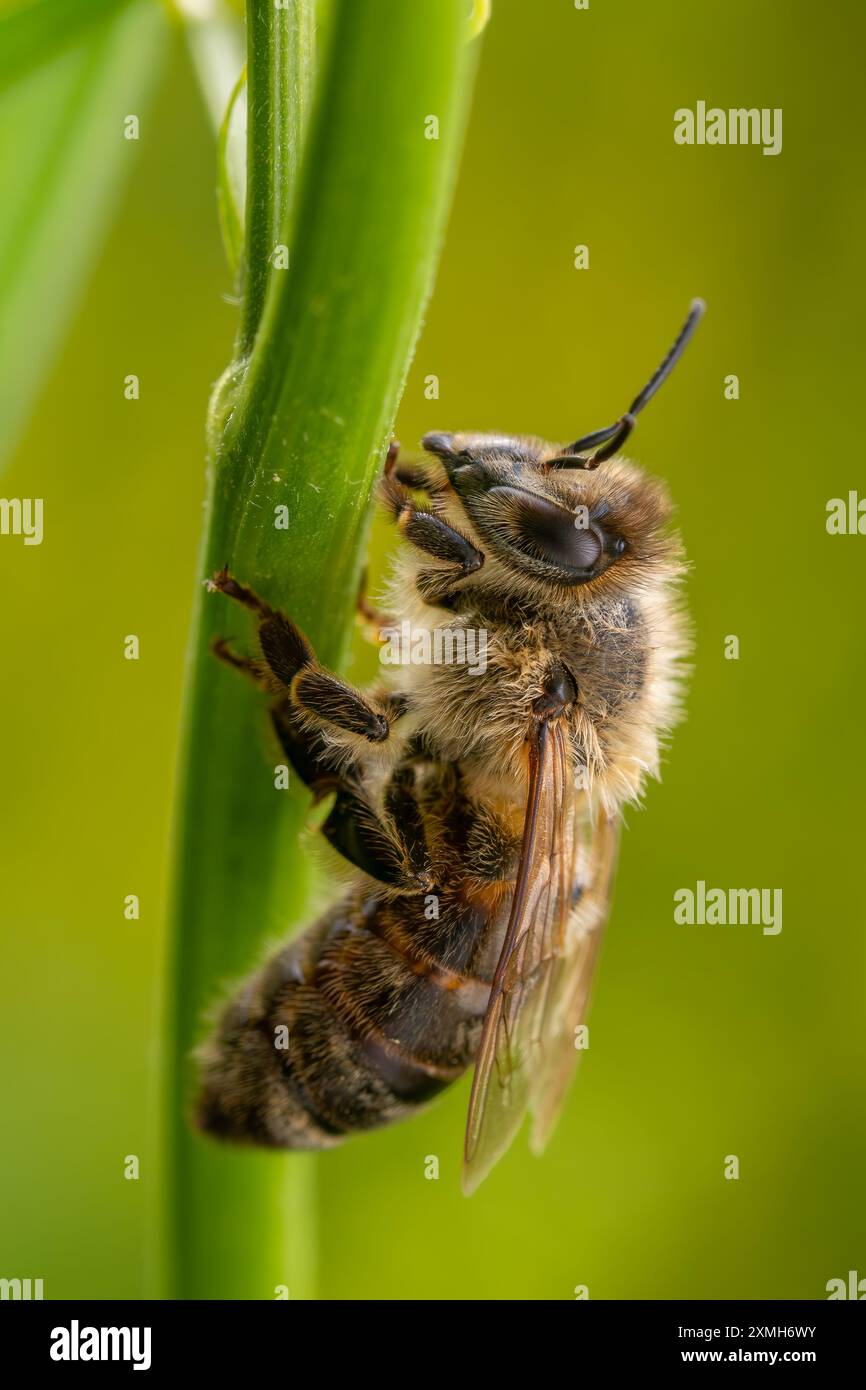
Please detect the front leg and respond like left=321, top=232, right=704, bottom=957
left=378, top=474, right=484, bottom=607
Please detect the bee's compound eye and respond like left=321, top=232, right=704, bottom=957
left=488, top=487, right=602, bottom=573
left=569, top=527, right=603, bottom=569
left=612, top=536, right=627, bottom=557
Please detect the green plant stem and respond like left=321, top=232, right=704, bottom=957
left=238, top=0, right=313, bottom=356
left=164, top=0, right=480, bottom=1301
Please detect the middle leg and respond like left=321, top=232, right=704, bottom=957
left=208, top=569, right=397, bottom=747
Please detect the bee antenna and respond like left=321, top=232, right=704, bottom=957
left=550, top=298, right=706, bottom=469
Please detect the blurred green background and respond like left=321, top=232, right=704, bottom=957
left=2, top=0, right=864, bottom=1300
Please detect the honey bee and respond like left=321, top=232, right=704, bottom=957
left=196, top=300, right=704, bottom=1192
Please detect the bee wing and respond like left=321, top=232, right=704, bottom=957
left=462, top=719, right=618, bottom=1195
left=526, top=807, right=620, bottom=1153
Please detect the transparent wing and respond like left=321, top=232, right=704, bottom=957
left=462, top=720, right=619, bottom=1194
left=527, top=810, right=619, bottom=1153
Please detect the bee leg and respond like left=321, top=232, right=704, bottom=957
left=384, top=438, right=449, bottom=497
left=383, top=438, right=401, bottom=476
left=205, top=568, right=272, bottom=615
left=208, top=570, right=313, bottom=691
left=270, top=698, right=413, bottom=793
left=211, top=636, right=268, bottom=686
left=208, top=568, right=393, bottom=744
left=380, top=439, right=436, bottom=494
left=290, top=670, right=392, bottom=743
left=271, top=702, right=430, bottom=891
left=383, top=762, right=429, bottom=880
left=319, top=772, right=431, bottom=892
left=378, top=475, right=484, bottom=578
left=355, top=566, right=394, bottom=644
left=414, top=569, right=469, bottom=607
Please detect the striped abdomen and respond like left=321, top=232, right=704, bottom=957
left=196, top=882, right=505, bottom=1147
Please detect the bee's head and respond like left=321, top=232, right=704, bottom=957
left=419, top=301, right=703, bottom=598
left=422, top=432, right=677, bottom=593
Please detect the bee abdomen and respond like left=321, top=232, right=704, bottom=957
left=196, top=887, right=495, bottom=1148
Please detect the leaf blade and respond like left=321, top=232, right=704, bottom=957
left=0, top=0, right=168, bottom=471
